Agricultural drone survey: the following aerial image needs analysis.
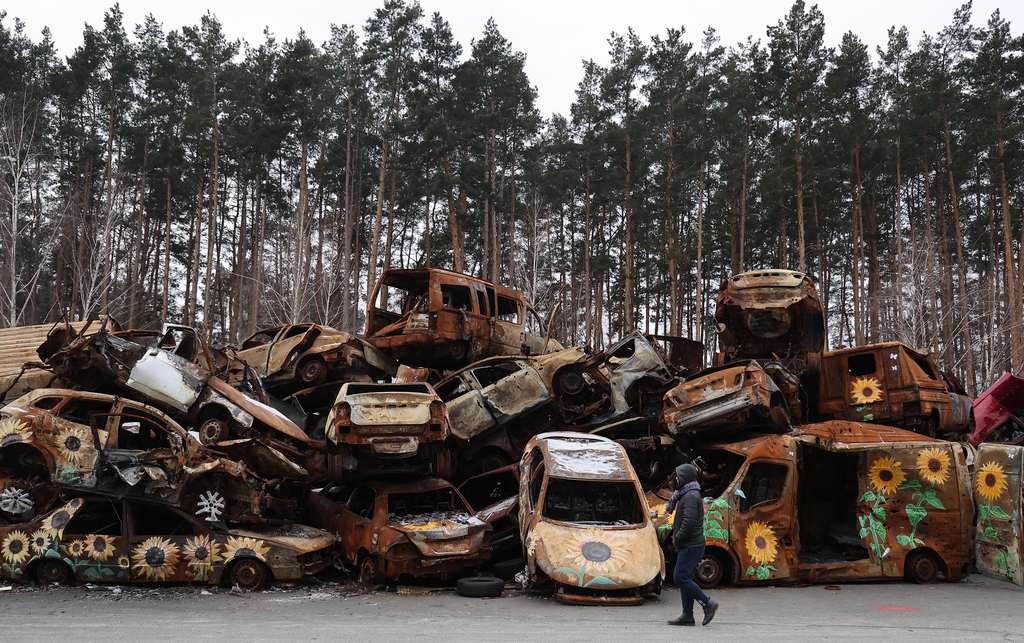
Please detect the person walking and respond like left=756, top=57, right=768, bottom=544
left=666, top=463, right=719, bottom=626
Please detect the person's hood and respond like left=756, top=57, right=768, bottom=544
left=676, top=463, right=698, bottom=486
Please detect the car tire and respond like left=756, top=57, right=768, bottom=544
left=229, top=558, right=268, bottom=591
left=492, top=557, right=526, bottom=581
left=360, top=555, right=384, bottom=586
left=298, top=356, right=327, bottom=384
left=456, top=575, right=505, bottom=598
left=695, top=552, right=725, bottom=589
left=198, top=413, right=230, bottom=445
left=556, top=368, right=585, bottom=396
left=36, top=559, right=71, bottom=585
left=905, top=551, right=939, bottom=584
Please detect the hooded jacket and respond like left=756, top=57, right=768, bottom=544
left=671, top=463, right=705, bottom=550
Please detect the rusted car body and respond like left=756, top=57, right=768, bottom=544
left=308, top=477, right=491, bottom=583
left=0, top=389, right=298, bottom=523
left=0, top=497, right=332, bottom=589
left=968, top=372, right=1024, bottom=446
left=439, top=333, right=679, bottom=475
left=662, top=361, right=790, bottom=440
left=518, top=432, right=664, bottom=605
left=972, top=444, right=1022, bottom=586
left=661, top=422, right=974, bottom=588
left=713, top=270, right=825, bottom=375
left=364, top=268, right=561, bottom=367
left=39, top=324, right=315, bottom=451
left=324, top=382, right=451, bottom=479
left=221, top=324, right=396, bottom=393
left=457, top=464, right=521, bottom=559
left=818, top=343, right=973, bottom=437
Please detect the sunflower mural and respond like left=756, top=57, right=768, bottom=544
left=2, top=530, right=31, bottom=577
left=224, top=536, right=270, bottom=562
left=703, top=497, right=730, bottom=543
left=183, top=535, right=221, bottom=581
left=132, top=537, right=181, bottom=581
left=851, top=377, right=884, bottom=405
left=29, top=529, right=57, bottom=555
left=744, top=521, right=779, bottom=580
left=859, top=456, right=906, bottom=560
left=53, top=426, right=92, bottom=483
left=890, top=448, right=951, bottom=550
left=551, top=528, right=630, bottom=588
left=974, top=459, right=1014, bottom=581
left=0, top=416, right=33, bottom=447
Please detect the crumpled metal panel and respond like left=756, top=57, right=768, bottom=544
left=663, top=361, right=787, bottom=436
left=973, top=444, right=1022, bottom=585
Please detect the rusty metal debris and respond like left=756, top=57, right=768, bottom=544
left=969, top=372, right=1024, bottom=446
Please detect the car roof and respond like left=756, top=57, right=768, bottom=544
left=533, top=432, right=636, bottom=481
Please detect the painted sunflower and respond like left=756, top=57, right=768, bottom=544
left=916, top=447, right=951, bottom=486
left=1, top=530, right=31, bottom=565
left=42, top=509, right=72, bottom=532
left=117, top=555, right=130, bottom=570
left=976, top=461, right=1009, bottom=502
left=30, top=529, right=58, bottom=554
left=562, top=528, right=631, bottom=578
left=868, top=456, right=906, bottom=496
left=744, top=521, right=779, bottom=566
left=0, top=417, right=32, bottom=447
left=182, top=535, right=220, bottom=570
left=85, top=535, right=114, bottom=562
left=65, top=539, right=87, bottom=558
left=223, top=536, right=270, bottom=562
left=56, top=426, right=91, bottom=465
left=132, top=537, right=180, bottom=581
left=851, top=377, right=884, bottom=405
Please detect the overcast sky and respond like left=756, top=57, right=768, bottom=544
left=6, top=1, right=1021, bottom=117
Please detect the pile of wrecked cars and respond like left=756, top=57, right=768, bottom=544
left=2, top=265, right=1023, bottom=600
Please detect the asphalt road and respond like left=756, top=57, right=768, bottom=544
left=0, top=574, right=1020, bottom=642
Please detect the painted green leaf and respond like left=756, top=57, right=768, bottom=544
left=905, top=504, right=927, bottom=527
left=553, top=567, right=578, bottom=576
left=584, top=576, right=617, bottom=588
left=983, top=526, right=999, bottom=541
left=858, top=515, right=868, bottom=527
left=44, top=550, right=61, bottom=559
left=709, top=528, right=730, bottom=541
left=83, top=567, right=100, bottom=581
left=756, top=565, right=771, bottom=581
left=873, top=506, right=886, bottom=520
left=990, top=505, right=1010, bottom=520
left=896, top=534, right=913, bottom=547
left=979, top=504, right=990, bottom=520
left=746, top=566, right=756, bottom=576
left=924, top=495, right=945, bottom=510
left=899, top=480, right=922, bottom=491
left=712, top=497, right=730, bottom=509
left=872, top=522, right=887, bottom=539
left=860, top=490, right=877, bottom=502
left=860, top=527, right=871, bottom=539
left=707, top=510, right=724, bottom=522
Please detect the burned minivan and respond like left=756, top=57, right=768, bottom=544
left=658, top=422, right=974, bottom=588
left=364, top=268, right=560, bottom=367
left=518, top=432, right=664, bottom=605
left=817, top=343, right=973, bottom=437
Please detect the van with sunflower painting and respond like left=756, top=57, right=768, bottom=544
left=972, top=444, right=1023, bottom=586
left=650, top=421, right=975, bottom=588
left=817, top=343, right=973, bottom=437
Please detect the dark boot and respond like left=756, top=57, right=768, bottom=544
left=668, top=613, right=696, bottom=626
left=701, top=599, right=719, bottom=626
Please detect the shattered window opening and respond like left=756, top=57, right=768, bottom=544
left=66, top=500, right=124, bottom=536
left=58, top=399, right=115, bottom=427
left=738, top=462, right=788, bottom=512
left=349, top=486, right=376, bottom=519
left=470, top=362, right=521, bottom=388
left=847, top=354, right=877, bottom=377
left=496, top=296, right=521, bottom=323
left=441, top=285, right=473, bottom=311
left=130, top=504, right=194, bottom=536
left=386, top=489, right=471, bottom=524
left=796, top=447, right=868, bottom=562
left=542, top=478, right=643, bottom=525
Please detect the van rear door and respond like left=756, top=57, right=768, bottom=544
left=973, top=444, right=1022, bottom=585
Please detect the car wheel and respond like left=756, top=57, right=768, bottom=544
left=920, top=418, right=937, bottom=439
left=298, top=356, right=327, bottom=384
left=905, top=551, right=939, bottom=584
left=360, top=555, right=384, bottom=586
left=695, top=553, right=725, bottom=589
left=229, top=559, right=268, bottom=591
left=478, top=448, right=512, bottom=473
left=456, top=575, right=504, bottom=598
left=556, top=368, right=584, bottom=396
left=198, top=415, right=230, bottom=445
left=36, top=559, right=71, bottom=585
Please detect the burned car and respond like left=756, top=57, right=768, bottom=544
left=713, top=269, right=825, bottom=376
left=661, top=422, right=974, bottom=588
left=324, top=382, right=451, bottom=479
left=221, top=324, right=396, bottom=394
left=438, top=333, right=680, bottom=475
left=364, top=268, right=561, bottom=367
left=518, top=432, right=664, bottom=605
left=817, top=343, right=973, bottom=437
left=40, top=323, right=315, bottom=450
left=457, top=464, right=521, bottom=560
left=663, top=361, right=791, bottom=441
left=0, top=389, right=298, bottom=523
left=972, top=443, right=1023, bottom=586
left=968, top=372, right=1024, bottom=447
left=0, top=497, right=333, bottom=590
left=308, top=477, right=491, bottom=583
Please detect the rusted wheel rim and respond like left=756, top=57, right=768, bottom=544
left=696, top=555, right=724, bottom=589
left=360, top=556, right=382, bottom=585
left=37, top=560, right=70, bottom=585
left=299, top=357, right=326, bottom=383
left=230, top=559, right=266, bottom=591
left=557, top=369, right=584, bottom=395
left=909, top=554, right=937, bottom=584
left=198, top=417, right=229, bottom=445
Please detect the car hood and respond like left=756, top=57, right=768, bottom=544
left=386, top=512, right=490, bottom=556
left=228, top=523, right=335, bottom=553
left=526, top=520, right=663, bottom=590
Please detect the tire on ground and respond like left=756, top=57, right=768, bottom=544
left=456, top=575, right=505, bottom=598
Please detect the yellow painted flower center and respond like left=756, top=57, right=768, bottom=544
left=581, top=541, right=611, bottom=563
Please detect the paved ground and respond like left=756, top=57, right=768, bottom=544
left=0, top=574, right=1020, bottom=642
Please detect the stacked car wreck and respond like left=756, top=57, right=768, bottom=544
left=2, top=265, right=1021, bottom=599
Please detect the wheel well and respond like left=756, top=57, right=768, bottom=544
left=904, top=547, right=947, bottom=578
left=226, top=556, right=273, bottom=582
left=198, top=404, right=230, bottom=421
left=703, top=546, right=737, bottom=583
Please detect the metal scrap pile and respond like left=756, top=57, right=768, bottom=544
left=1, top=266, right=1021, bottom=597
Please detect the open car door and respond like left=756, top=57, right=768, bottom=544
left=973, top=444, right=1023, bottom=585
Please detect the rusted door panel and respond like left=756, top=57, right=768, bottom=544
left=729, top=460, right=796, bottom=582
left=481, top=368, right=551, bottom=423
left=974, top=444, right=1023, bottom=585
left=447, top=391, right=497, bottom=440
left=845, top=351, right=890, bottom=423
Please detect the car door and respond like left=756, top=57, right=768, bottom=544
left=44, top=397, right=113, bottom=489
left=101, top=404, right=185, bottom=500
left=127, top=502, right=202, bottom=583
left=973, top=444, right=1023, bottom=586
left=60, top=498, right=131, bottom=583
left=341, top=485, right=376, bottom=565
left=238, top=327, right=283, bottom=377
left=728, top=459, right=796, bottom=582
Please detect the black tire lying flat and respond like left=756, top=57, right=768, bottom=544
left=457, top=575, right=505, bottom=598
